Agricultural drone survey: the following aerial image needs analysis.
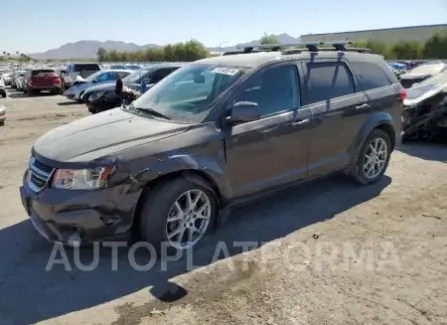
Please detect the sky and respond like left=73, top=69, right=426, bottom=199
left=2, top=0, right=447, bottom=54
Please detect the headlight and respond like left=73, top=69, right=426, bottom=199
left=51, top=167, right=114, bottom=190
left=88, top=91, right=105, bottom=102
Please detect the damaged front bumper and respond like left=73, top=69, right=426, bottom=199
left=19, top=172, right=141, bottom=246
left=403, top=72, right=447, bottom=141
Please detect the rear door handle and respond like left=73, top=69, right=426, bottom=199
left=290, top=118, right=310, bottom=127
left=355, top=103, right=370, bottom=110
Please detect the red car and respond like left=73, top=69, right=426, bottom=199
left=23, top=69, right=63, bottom=95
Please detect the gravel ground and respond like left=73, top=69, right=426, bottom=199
left=0, top=89, right=446, bottom=325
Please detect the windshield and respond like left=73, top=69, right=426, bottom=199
left=130, top=64, right=244, bottom=123
left=123, top=69, right=150, bottom=83
left=406, top=71, right=447, bottom=100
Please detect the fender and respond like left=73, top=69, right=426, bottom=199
left=131, top=152, right=233, bottom=202
left=349, top=111, right=395, bottom=164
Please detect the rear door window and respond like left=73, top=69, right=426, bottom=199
left=305, top=62, right=355, bottom=104
left=350, top=62, right=392, bottom=91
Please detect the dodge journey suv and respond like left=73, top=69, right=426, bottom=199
left=20, top=42, right=405, bottom=251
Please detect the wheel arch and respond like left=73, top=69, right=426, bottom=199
left=131, top=169, right=225, bottom=232
left=350, top=112, right=396, bottom=165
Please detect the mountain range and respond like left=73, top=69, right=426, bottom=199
left=29, top=33, right=300, bottom=59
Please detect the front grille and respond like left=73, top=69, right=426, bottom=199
left=28, top=157, right=54, bottom=192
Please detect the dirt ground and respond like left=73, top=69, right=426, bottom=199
left=0, top=89, right=446, bottom=325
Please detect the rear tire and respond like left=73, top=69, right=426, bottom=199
left=350, top=129, right=391, bottom=185
left=138, top=177, right=217, bottom=254
left=1, top=92, right=6, bottom=98
left=0, top=121, right=4, bottom=126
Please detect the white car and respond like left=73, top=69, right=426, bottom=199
left=14, top=71, right=26, bottom=91
left=1, top=72, right=11, bottom=85
left=0, top=76, right=6, bottom=98
left=0, top=104, right=6, bottom=126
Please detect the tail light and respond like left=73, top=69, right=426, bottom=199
left=400, top=88, right=407, bottom=102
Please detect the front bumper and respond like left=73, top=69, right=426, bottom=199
left=64, top=93, right=76, bottom=100
left=19, top=172, right=141, bottom=245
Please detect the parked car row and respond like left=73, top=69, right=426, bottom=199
left=58, top=63, right=184, bottom=113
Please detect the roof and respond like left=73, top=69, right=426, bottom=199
left=195, top=52, right=282, bottom=68
left=101, top=69, right=134, bottom=74
left=194, top=50, right=383, bottom=69
left=145, top=62, right=187, bottom=69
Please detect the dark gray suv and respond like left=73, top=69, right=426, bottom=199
left=20, top=42, right=405, bottom=251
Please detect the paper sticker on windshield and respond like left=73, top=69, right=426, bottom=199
left=212, top=67, right=240, bottom=76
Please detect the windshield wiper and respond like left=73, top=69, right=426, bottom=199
left=130, top=104, right=171, bottom=120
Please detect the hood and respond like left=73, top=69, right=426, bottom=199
left=64, top=81, right=94, bottom=96
left=33, top=108, right=192, bottom=163
left=83, top=82, right=148, bottom=96
left=400, top=63, right=446, bottom=80
left=404, top=71, right=447, bottom=108
left=84, top=82, right=116, bottom=94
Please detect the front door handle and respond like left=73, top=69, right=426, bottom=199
left=290, top=118, right=310, bottom=127
left=355, top=103, right=370, bottom=110
left=259, top=125, right=279, bottom=133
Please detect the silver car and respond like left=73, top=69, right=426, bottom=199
left=63, top=69, right=133, bottom=102
left=0, top=104, right=6, bottom=126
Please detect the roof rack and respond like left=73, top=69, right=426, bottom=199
left=234, top=41, right=373, bottom=54
left=222, top=49, right=263, bottom=56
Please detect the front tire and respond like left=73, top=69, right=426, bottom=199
left=139, top=178, right=217, bottom=253
left=351, top=129, right=391, bottom=185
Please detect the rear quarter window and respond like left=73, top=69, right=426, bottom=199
left=350, top=61, right=393, bottom=91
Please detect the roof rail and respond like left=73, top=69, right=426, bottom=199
left=282, top=47, right=374, bottom=55
left=235, top=41, right=373, bottom=54
left=222, top=50, right=263, bottom=56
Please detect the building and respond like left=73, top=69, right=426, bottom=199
left=300, top=24, right=447, bottom=44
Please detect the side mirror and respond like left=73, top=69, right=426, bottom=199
left=115, top=78, right=123, bottom=95
left=92, top=79, right=97, bottom=83
left=226, top=101, right=261, bottom=124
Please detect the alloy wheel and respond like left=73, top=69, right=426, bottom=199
left=165, top=189, right=211, bottom=250
left=362, top=137, right=388, bottom=179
